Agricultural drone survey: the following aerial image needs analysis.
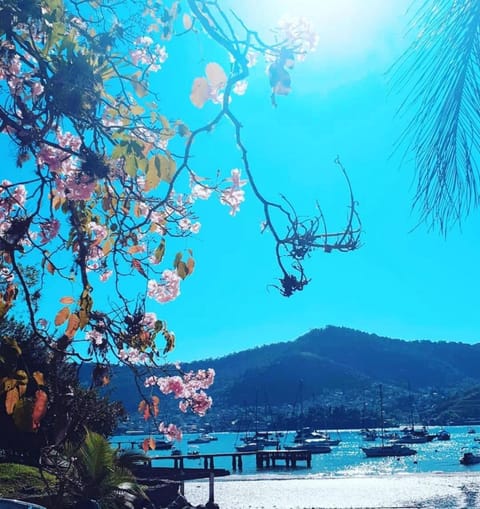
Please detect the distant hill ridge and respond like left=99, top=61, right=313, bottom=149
left=91, top=326, right=480, bottom=422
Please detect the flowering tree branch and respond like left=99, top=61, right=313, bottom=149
left=0, top=0, right=361, bottom=444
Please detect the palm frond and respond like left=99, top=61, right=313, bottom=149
left=392, top=0, right=480, bottom=231
left=79, top=430, right=116, bottom=485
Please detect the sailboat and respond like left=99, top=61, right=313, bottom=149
left=361, top=385, right=417, bottom=458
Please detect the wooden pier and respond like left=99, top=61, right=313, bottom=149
left=256, top=449, right=312, bottom=468
left=147, top=449, right=312, bottom=472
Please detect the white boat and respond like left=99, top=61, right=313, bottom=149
left=293, top=427, right=341, bottom=446
left=362, top=385, right=417, bottom=458
left=235, top=441, right=264, bottom=452
left=240, top=431, right=280, bottom=447
left=187, top=433, right=217, bottom=444
left=285, top=439, right=331, bottom=454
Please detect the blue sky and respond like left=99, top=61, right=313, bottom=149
left=4, top=0, right=480, bottom=364
left=159, top=0, right=480, bottom=362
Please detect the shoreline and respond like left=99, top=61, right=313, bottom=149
left=184, top=472, right=480, bottom=508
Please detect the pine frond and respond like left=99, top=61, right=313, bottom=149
left=392, top=0, right=480, bottom=232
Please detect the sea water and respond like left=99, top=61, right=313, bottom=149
left=112, top=426, right=480, bottom=507
left=111, top=425, right=480, bottom=478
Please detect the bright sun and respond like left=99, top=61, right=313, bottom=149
left=236, top=0, right=409, bottom=62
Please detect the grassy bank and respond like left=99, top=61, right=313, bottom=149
left=0, top=463, right=57, bottom=499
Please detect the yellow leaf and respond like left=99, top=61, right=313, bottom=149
left=159, top=115, right=170, bottom=130
left=183, top=13, right=193, bottom=30
left=147, top=23, right=159, bottom=33
left=60, top=296, right=75, bottom=304
left=78, top=309, right=89, bottom=330
left=130, top=105, right=145, bottom=115
left=2, top=378, right=16, bottom=394
left=66, top=313, right=81, bottom=338
left=205, top=62, right=227, bottom=89
left=54, top=307, right=70, bottom=326
left=33, top=372, right=45, bottom=386
left=5, top=387, right=19, bottom=415
left=177, top=261, right=188, bottom=280
left=149, top=437, right=156, bottom=450
left=133, top=80, right=148, bottom=98
left=128, top=245, right=145, bottom=254
left=14, top=370, right=28, bottom=385
left=190, top=77, right=209, bottom=108
left=103, top=238, right=113, bottom=256
left=145, top=156, right=161, bottom=192
left=186, top=257, right=195, bottom=276
left=46, top=261, right=55, bottom=275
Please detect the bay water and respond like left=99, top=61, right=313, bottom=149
left=111, top=425, right=480, bottom=479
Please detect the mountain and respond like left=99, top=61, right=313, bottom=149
left=90, top=326, right=480, bottom=429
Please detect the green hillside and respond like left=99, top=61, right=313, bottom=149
left=84, top=326, right=480, bottom=430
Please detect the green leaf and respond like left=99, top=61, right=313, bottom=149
left=145, top=156, right=161, bottom=191
left=111, top=143, right=126, bottom=160
left=131, top=105, right=145, bottom=116
left=154, top=239, right=166, bottom=263
left=124, top=154, right=137, bottom=177
left=133, top=80, right=148, bottom=98
left=159, top=155, right=176, bottom=183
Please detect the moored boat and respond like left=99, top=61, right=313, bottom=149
left=436, top=429, right=451, bottom=441
left=235, top=441, right=265, bottom=452
left=460, top=448, right=480, bottom=465
left=285, top=439, right=332, bottom=454
left=187, top=433, right=218, bottom=444
left=362, top=443, right=417, bottom=458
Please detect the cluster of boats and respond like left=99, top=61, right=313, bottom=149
left=235, top=427, right=340, bottom=454
left=359, top=426, right=452, bottom=458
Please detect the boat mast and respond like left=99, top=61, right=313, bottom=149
left=379, top=384, right=384, bottom=447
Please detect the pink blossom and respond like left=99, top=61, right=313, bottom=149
left=220, top=188, right=245, bottom=215
left=141, top=312, right=158, bottom=329
left=190, top=183, right=213, bottom=200
left=54, top=173, right=96, bottom=201
left=119, top=347, right=149, bottom=364
left=56, top=129, right=82, bottom=152
left=191, top=391, right=212, bottom=416
left=157, top=376, right=185, bottom=398
left=85, top=330, right=104, bottom=345
left=147, top=269, right=181, bottom=303
left=31, top=81, right=44, bottom=97
left=220, top=168, right=247, bottom=216
left=246, top=50, right=258, bottom=68
left=12, top=184, right=26, bottom=207
left=39, top=219, right=60, bottom=244
left=99, top=270, right=112, bottom=282
left=88, top=221, right=108, bottom=243
left=178, top=218, right=191, bottom=231
left=158, top=422, right=182, bottom=442
left=144, top=376, right=159, bottom=388
left=233, top=80, right=248, bottom=95
left=190, top=222, right=201, bottom=234
left=135, top=36, right=153, bottom=46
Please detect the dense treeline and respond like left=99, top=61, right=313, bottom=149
left=90, top=326, right=480, bottom=430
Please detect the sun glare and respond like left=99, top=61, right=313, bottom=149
left=237, top=0, right=409, bottom=62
